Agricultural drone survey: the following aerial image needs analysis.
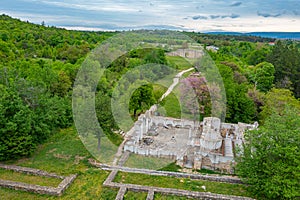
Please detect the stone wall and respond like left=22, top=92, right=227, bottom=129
left=89, top=159, right=243, bottom=184
left=107, top=181, right=255, bottom=200
left=201, top=156, right=233, bottom=173
left=99, top=162, right=254, bottom=200
left=0, top=163, right=64, bottom=179
left=166, top=49, right=204, bottom=59
left=0, top=164, right=77, bottom=196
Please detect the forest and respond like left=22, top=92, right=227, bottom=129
left=0, top=14, right=299, bottom=199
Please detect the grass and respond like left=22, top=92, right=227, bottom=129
left=157, top=85, right=195, bottom=120
left=154, top=193, right=188, bottom=199
left=153, top=55, right=196, bottom=120
left=0, top=169, right=117, bottom=200
left=9, top=127, right=91, bottom=175
left=154, top=68, right=196, bottom=120
left=82, top=135, right=119, bottom=166
left=160, top=85, right=203, bottom=122
left=124, top=154, right=174, bottom=170
left=158, top=162, right=182, bottom=172
left=0, top=168, right=61, bottom=187
left=153, top=84, right=168, bottom=102
left=154, top=71, right=178, bottom=89
left=124, top=191, right=148, bottom=200
left=154, top=82, right=182, bottom=119
left=159, top=91, right=182, bottom=118
left=114, top=171, right=253, bottom=198
left=166, top=55, right=193, bottom=70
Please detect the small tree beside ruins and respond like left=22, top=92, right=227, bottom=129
left=180, top=76, right=211, bottom=121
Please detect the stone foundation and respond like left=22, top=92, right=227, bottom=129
left=124, top=104, right=258, bottom=173
left=0, top=164, right=77, bottom=196
left=98, top=161, right=254, bottom=200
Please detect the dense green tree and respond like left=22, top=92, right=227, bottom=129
left=95, top=91, right=122, bottom=146
left=144, top=48, right=167, bottom=64
left=129, top=84, right=156, bottom=117
left=218, top=63, right=256, bottom=123
left=247, top=87, right=265, bottom=116
left=236, top=107, right=300, bottom=199
left=246, top=47, right=269, bottom=65
left=259, top=88, right=300, bottom=123
left=95, top=92, right=117, bottom=132
left=267, top=41, right=300, bottom=97
left=50, top=71, right=72, bottom=97
left=0, top=85, right=35, bottom=160
left=253, top=62, right=275, bottom=92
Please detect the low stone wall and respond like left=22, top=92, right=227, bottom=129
left=56, top=174, right=77, bottom=195
left=0, top=164, right=77, bottom=196
left=0, top=180, right=59, bottom=196
left=115, top=186, right=127, bottom=200
left=89, top=159, right=243, bottom=184
left=102, top=169, right=254, bottom=200
left=0, top=164, right=64, bottom=179
left=109, top=182, right=254, bottom=200
left=146, top=189, right=154, bottom=200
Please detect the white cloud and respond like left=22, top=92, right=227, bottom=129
left=1, top=0, right=300, bottom=32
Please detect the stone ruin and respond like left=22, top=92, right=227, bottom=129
left=166, top=49, right=204, bottom=59
left=124, top=105, right=258, bottom=173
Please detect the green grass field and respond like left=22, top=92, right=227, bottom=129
left=124, top=153, right=175, bottom=170
left=166, top=56, right=193, bottom=70
left=153, top=83, right=182, bottom=119
left=0, top=168, right=61, bottom=187
left=124, top=191, right=148, bottom=200
left=159, top=91, right=182, bottom=119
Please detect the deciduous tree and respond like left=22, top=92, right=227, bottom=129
left=236, top=107, right=300, bottom=199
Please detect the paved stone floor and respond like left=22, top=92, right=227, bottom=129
left=141, top=127, right=192, bottom=154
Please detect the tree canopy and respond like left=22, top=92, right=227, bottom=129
left=236, top=107, right=300, bottom=199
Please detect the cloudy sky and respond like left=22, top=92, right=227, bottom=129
left=1, top=0, right=300, bottom=32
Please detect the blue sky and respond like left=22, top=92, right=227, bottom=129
left=1, top=0, right=300, bottom=32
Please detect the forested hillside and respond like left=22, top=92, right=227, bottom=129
left=0, top=14, right=115, bottom=160
left=1, top=14, right=300, bottom=161
left=0, top=14, right=299, bottom=199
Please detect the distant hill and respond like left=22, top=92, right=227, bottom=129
left=205, top=32, right=300, bottom=40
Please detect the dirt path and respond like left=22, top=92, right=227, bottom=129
left=159, top=67, right=194, bottom=101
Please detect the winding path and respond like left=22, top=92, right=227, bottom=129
left=159, top=67, right=194, bottom=101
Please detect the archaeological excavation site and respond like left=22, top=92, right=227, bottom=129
left=124, top=105, right=258, bottom=173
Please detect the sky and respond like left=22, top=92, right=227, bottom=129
left=1, top=0, right=300, bottom=32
